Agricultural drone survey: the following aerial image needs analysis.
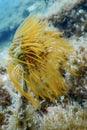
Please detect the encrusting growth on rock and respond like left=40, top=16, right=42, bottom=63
left=7, top=15, right=75, bottom=108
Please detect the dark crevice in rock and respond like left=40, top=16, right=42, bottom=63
left=48, top=0, right=87, bottom=38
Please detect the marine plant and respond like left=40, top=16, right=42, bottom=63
left=7, top=15, right=74, bottom=108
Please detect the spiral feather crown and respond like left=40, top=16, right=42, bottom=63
left=7, top=15, right=74, bottom=107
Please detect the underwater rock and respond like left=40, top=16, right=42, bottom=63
left=66, top=46, right=87, bottom=106
left=39, top=104, right=87, bottom=130
left=0, top=87, right=11, bottom=108
left=0, top=112, right=5, bottom=125
left=27, top=1, right=47, bottom=14
left=0, top=66, right=6, bottom=75
left=47, top=0, right=87, bottom=38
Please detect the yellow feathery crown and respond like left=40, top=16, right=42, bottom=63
left=7, top=15, right=74, bottom=107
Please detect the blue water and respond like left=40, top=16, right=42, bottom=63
left=0, top=0, right=49, bottom=48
